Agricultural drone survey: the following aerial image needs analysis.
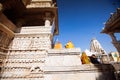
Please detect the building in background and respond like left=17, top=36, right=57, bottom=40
left=90, top=38, right=106, bottom=54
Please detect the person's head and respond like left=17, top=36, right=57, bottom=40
left=91, top=54, right=96, bottom=58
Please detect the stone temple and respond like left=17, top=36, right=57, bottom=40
left=0, top=0, right=119, bottom=80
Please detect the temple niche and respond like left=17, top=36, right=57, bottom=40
left=0, top=0, right=118, bottom=80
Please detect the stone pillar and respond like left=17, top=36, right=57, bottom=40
left=44, top=12, right=54, bottom=49
left=45, top=12, right=52, bottom=27
left=45, top=19, right=51, bottom=27
left=109, top=33, right=120, bottom=55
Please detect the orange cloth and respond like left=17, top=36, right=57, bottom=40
left=54, top=42, right=62, bottom=49
left=81, top=52, right=91, bottom=64
left=65, top=41, right=74, bottom=48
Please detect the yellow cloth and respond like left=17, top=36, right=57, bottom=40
left=54, top=42, right=62, bottom=49
left=65, top=41, right=74, bottom=48
left=81, top=52, right=91, bottom=64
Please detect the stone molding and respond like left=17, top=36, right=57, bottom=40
left=48, top=48, right=81, bottom=56
left=44, top=64, right=114, bottom=74
left=20, top=26, right=54, bottom=34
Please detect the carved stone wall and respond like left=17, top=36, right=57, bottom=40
left=0, top=48, right=117, bottom=80
left=9, top=34, right=51, bottom=50
left=1, top=50, right=46, bottom=79
left=9, top=26, right=53, bottom=50
left=0, top=1, right=118, bottom=79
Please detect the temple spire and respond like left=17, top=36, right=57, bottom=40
left=90, top=38, right=106, bottom=54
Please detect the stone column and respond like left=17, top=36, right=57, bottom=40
left=44, top=12, right=52, bottom=27
left=44, top=12, right=53, bottom=49
left=109, top=33, right=120, bottom=55
left=45, top=19, right=51, bottom=27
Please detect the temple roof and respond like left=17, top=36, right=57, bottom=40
left=101, top=8, right=120, bottom=34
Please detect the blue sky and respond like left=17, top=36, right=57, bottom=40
left=55, top=0, right=120, bottom=53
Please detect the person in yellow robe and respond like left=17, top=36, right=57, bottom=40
left=81, top=52, right=91, bottom=64
left=65, top=41, right=74, bottom=48
left=54, top=41, right=62, bottom=49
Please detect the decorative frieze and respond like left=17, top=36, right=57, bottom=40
left=9, top=35, right=52, bottom=50
left=1, top=50, right=46, bottom=78
left=1, top=66, right=44, bottom=78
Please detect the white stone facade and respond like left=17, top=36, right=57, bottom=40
left=0, top=24, right=82, bottom=80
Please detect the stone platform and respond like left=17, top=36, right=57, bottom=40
left=0, top=48, right=117, bottom=80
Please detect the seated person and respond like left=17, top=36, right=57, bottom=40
left=89, top=54, right=100, bottom=64
left=65, top=41, right=74, bottom=48
left=81, top=52, right=91, bottom=64
left=54, top=41, right=62, bottom=49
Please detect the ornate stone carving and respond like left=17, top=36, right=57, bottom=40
left=10, top=35, right=52, bottom=50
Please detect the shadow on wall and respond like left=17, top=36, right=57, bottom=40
left=89, top=55, right=120, bottom=80
left=94, top=64, right=116, bottom=80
